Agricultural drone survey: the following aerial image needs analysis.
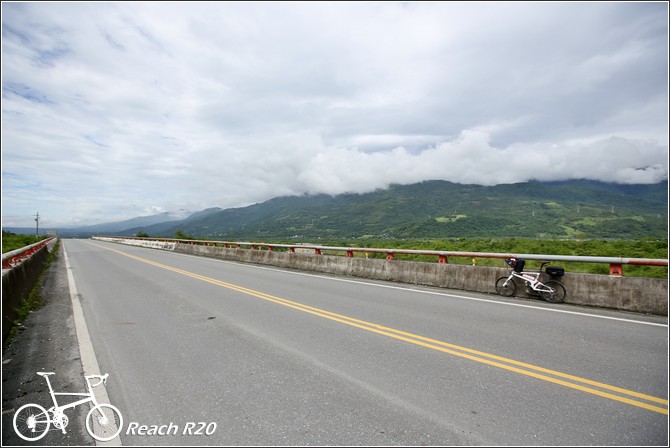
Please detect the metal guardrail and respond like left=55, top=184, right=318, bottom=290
left=2, top=236, right=57, bottom=270
left=97, top=237, right=668, bottom=277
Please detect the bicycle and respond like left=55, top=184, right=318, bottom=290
left=495, top=258, right=567, bottom=303
left=12, top=372, right=123, bottom=442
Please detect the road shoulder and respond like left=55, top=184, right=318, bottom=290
left=2, top=244, right=93, bottom=446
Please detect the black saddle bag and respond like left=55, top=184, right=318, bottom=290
left=546, top=266, right=565, bottom=277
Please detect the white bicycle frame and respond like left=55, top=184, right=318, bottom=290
left=39, top=372, right=107, bottom=433
left=13, top=372, right=122, bottom=443
left=503, top=270, right=555, bottom=294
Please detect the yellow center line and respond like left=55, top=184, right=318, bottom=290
left=93, top=242, right=669, bottom=415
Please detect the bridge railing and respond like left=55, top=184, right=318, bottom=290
left=2, top=236, right=58, bottom=270
left=94, top=236, right=667, bottom=277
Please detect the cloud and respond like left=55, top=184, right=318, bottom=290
left=1, top=2, right=667, bottom=227
left=289, top=131, right=668, bottom=195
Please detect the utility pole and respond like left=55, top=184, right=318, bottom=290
left=35, top=212, right=39, bottom=237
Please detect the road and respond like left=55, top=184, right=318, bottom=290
left=54, top=239, right=669, bottom=445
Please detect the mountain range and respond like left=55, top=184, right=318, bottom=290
left=9, top=179, right=665, bottom=241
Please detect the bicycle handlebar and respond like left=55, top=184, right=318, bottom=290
left=85, top=373, right=109, bottom=387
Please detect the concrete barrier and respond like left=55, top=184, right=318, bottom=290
left=93, top=236, right=177, bottom=251
left=89, top=237, right=668, bottom=316
left=171, top=243, right=667, bottom=316
left=2, top=244, right=51, bottom=341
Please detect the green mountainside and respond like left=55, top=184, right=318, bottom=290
left=129, top=180, right=668, bottom=241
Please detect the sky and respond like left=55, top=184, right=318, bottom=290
left=1, top=2, right=668, bottom=228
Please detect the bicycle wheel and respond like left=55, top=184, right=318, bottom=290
left=86, top=403, right=123, bottom=442
left=541, top=280, right=567, bottom=303
left=13, top=403, right=50, bottom=441
left=495, top=276, right=516, bottom=297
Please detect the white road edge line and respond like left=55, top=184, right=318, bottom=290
left=63, top=243, right=123, bottom=446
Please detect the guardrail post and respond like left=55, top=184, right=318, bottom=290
left=610, top=263, right=623, bottom=276
left=438, top=255, right=447, bottom=264
left=315, top=249, right=322, bottom=255
left=386, top=253, right=394, bottom=260
left=346, top=250, right=354, bottom=257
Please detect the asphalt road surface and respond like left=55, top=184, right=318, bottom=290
left=4, top=239, right=668, bottom=445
